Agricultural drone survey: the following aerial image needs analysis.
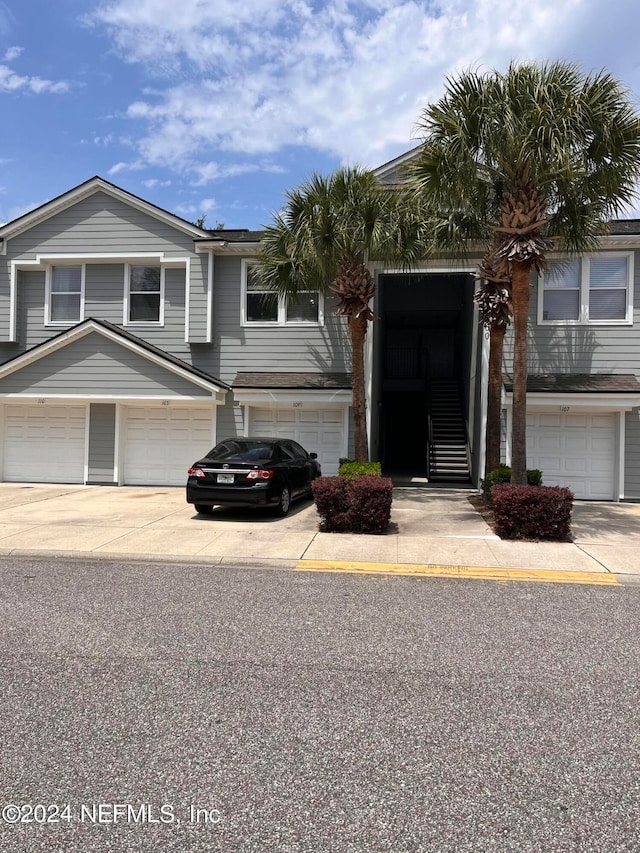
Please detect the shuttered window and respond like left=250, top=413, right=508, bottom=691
left=541, top=260, right=580, bottom=321
left=588, top=256, right=628, bottom=320
left=540, top=254, right=632, bottom=324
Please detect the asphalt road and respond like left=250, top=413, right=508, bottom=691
left=0, top=556, right=639, bottom=853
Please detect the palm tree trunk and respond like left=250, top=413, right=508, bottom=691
left=510, top=260, right=531, bottom=485
left=485, top=323, right=505, bottom=476
left=348, top=313, right=369, bottom=462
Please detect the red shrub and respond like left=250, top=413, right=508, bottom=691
left=311, top=477, right=352, bottom=532
left=312, top=475, right=393, bottom=533
left=492, top=484, right=574, bottom=541
left=347, top=476, right=393, bottom=533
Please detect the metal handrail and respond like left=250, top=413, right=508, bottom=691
left=425, top=352, right=432, bottom=480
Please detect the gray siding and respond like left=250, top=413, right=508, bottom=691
left=215, top=397, right=246, bottom=442
left=188, top=252, right=210, bottom=344
left=5, top=263, right=190, bottom=357
left=0, top=190, right=204, bottom=346
left=208, top=256, right=351, bottom=386
left=503, top=250, right=640, bottom=375
left=348, top=408, right=355, bottom=460
left=7, top=192, right=195, bottom=258
left=87, top=403, right=116, bottom=483
left=0, top=263, right=9, bottom=344
left=625, top=408, right=640, bottom=499
left=0, top=332, right=214, bottom=397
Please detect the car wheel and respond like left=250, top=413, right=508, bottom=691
left=194, top=504, right=214, bottom=515
left=274, top=485, right=291, bottom=517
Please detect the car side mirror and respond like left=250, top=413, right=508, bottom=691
left=309, top=452, right=318, bottom=459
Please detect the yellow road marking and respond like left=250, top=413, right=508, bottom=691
left=295, top=560, right=620, bottom=586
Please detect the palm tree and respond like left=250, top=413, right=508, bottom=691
left=408, top=62, right=640, bottom=483
left=475, top=242, right=511, bottom=476
left=254, top=167, right=426, bottom=462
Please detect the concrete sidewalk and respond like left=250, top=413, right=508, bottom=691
left=0, top=482, right=638, bottom=583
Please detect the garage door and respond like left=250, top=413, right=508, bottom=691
left=526, top=412, right=616, bottom=500
left=124, top=407, right=213, bottom=486
left=249, top=407, right=346, bottom=476
left=3, top=404, right=86, bottom=483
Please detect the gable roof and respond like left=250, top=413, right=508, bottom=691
left=373, top=146, right=422, bottom=184
left=0, top=176, right=212, bottom=243
left=373, top=148, right=640, bottom=237
left=0, top=318, right=230, bottom=395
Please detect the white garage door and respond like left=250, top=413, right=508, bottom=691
left=124, top=407, right=213, bottom=486
left=249, top=407, right=346, bottom=476
left=3, top=404, right=86, bottom=484
left=526, top=412, right=616, bottom=500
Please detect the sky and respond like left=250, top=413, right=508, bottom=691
left=1, top=0, right=640, bottom=230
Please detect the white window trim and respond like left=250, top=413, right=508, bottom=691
left=44, top=263, right=86, bottom=326
left=538, top=252, right=634, bottom=326
left=240, top=258, right=324, bottom=327
left=123, top=263, right=165, bottom=326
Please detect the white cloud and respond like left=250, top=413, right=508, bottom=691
left=87, top=0, right=638, bottom=176
left=143, top=178, right=172, bottom=188
left=3, top=46, right=22, bottom=61
left=174, top=197, right=218, bottom=218
left=0, top=63, right=69, bottom=94
left=192, top=160, right=285, bottom=185
left=107, top=159, right=146, bottom=175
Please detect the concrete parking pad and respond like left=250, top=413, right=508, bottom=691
left=196, top=530, right=316, bottom=560
left=576, top=544, right=640, bottom=574
left=93, top=526, right=224, bottom=557
left=303, top=531, right=400, bottom=563
left=485, top=540, right=608, bottom=572
left=0, top=483, right=638, bottom=578
left=398, top=536, right=504, bottom=568
left=571, top=500, right=640, bottom=544
left=0, top=523, right=137, bottom=552
left=0, top=522, right=41, bottom=541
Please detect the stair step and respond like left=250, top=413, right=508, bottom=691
left=428, top=381, right=469, bottom=482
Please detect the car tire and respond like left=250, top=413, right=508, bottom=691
left=274, top=485, right=291, bottom=517
left=194, top=504, right=214, bottom=515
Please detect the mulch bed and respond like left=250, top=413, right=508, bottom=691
left=467, top=493, right=496, bottom=532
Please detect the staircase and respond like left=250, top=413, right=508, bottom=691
left=428, top=380, right=471, bottom=483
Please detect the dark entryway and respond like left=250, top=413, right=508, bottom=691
left=377, top=272, right=475, bottom=481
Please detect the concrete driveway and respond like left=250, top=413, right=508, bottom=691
left=0, top=483, right=638, bottom=578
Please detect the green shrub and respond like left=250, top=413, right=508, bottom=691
left=526, top=468, right=543, bottom=487
left=492, top=484, right=573, bottom=540
left=312, top=475, right=393, bottom=533
left=482, top=466, right=543, bottom=500
left=338, top=461, right=382, bottom=481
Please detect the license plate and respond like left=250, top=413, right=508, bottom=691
left=217, top=473, right=235, bottom=484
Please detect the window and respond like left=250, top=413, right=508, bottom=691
left=540, top=254, right=633, bottom=324
left=242, top=260, right=322, bottom=325
left=126, top=265, right=163, bottom=323
left=47, top=265, right=84, bottom=323
left=245, top=263, right=278, bottom=322
left=285, top=292, right=320, bottom=323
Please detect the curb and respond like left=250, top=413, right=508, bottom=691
left=1, top=549, right=638, bottom=586
left=294, top=559, right=622, bottom=586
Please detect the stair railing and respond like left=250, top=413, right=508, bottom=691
left=425, top=351, right=433, bottom=480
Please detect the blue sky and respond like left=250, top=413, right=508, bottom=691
left=2, top=0, right=640, bottom=230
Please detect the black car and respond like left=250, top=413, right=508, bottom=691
left=186, top=437, right=322, bottom=517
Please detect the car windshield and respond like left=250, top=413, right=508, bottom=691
left=207, top=440, right=274, bottom=463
